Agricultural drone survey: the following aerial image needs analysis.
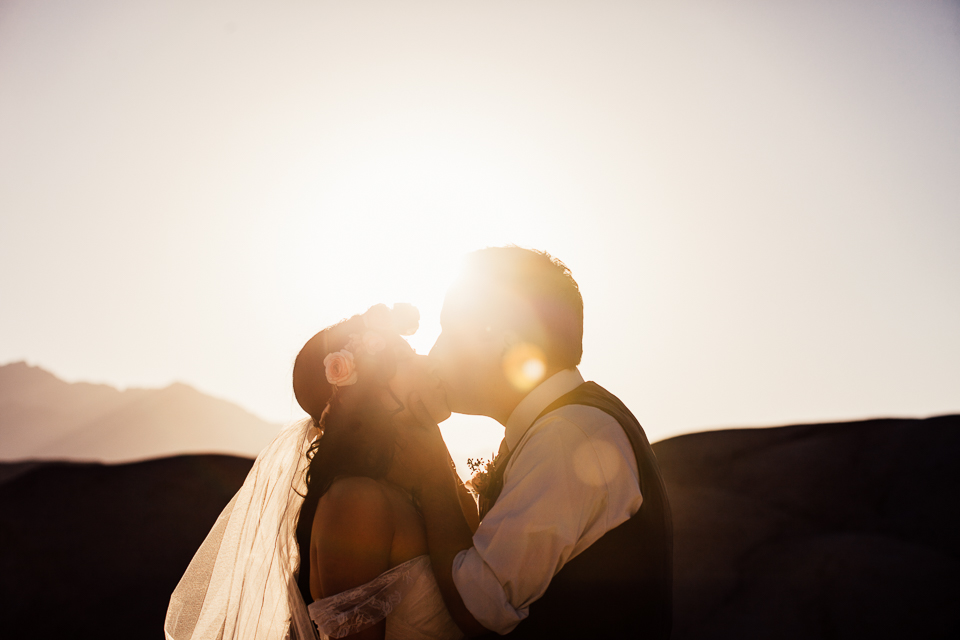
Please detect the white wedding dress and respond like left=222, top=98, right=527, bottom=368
left=307, top=555, right=463, bottom=640
left=165, top=420, right=464, bottom=640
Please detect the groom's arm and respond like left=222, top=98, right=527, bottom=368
left=403, top=401, right=643, bottom=636
left=392, top=396, right=490, bottom=638
left=417, top=471, right=490, bottom=637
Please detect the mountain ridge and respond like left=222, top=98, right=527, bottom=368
left=0, top=361, right=280, bottom=462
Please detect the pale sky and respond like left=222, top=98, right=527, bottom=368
left=2, top=0, right=958, bottom=465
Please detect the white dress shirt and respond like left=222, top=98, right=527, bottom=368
left=451, top=368, right=643, bottom=634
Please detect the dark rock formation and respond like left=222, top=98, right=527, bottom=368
left=0, top=455, right=253, bottom=639
left=1, top=415, right=957, bottom=639
left=659, top=414, right=960, bottom=640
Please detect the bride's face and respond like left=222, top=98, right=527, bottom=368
left=385, top=341, right=451, bottom=426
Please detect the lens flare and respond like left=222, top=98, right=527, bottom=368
left=503, top=343, right=547, bottom=391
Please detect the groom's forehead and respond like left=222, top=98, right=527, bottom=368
left=441, top=281, right=497, bottom=324
left=442, top=280, right=529, bottom=329
left=440, top=290, right=483, bottom=326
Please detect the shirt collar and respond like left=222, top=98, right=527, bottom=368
left=504, top=368, right=585, bottom=452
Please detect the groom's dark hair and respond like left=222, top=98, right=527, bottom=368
left=460, top=246, right=583, bottom=369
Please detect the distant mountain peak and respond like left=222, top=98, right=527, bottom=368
left=0, top=362, right=280, bottom=463
left=0, top=360, right=58, bottom=382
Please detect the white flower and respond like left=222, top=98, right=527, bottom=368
left=362, top=304, right=393, bottom=331
left=323, top=350, right=358, bottom=387
left=391, top=303, right=420, bottom=336
left=362, top=331, right=387, bottom=355
left=344, top=333, right=363, bottom=354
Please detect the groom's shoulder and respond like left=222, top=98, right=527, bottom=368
left=519, top=405, right=639, bottom=490
left=541, top=395, right=623, bottom=430
left=526, top=404, right=626, bottom=450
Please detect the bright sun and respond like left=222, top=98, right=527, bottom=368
left=256, top=130, right=536, bottom=479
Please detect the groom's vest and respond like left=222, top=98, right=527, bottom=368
left=485, top=382, right=673, bottom=640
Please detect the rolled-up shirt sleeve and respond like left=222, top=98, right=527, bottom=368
left=451, top=415, right=616, bottom=634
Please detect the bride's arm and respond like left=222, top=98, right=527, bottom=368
left=311, top=477, right=395, bottom=640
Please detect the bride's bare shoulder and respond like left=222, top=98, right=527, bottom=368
left=324, top=475, right=391, bottom=500
left=314, top=476, right=395, bottom=535
left=310, top=477, right=396, bottom=599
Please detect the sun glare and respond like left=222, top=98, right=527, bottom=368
left=522, top=357, right=547, bottom=382
left=258, top=128, right=540, bottom=474
left=502, top=342, right=547, bottom=392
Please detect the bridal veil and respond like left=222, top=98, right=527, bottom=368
left=164, top=419, right=318, bottom=640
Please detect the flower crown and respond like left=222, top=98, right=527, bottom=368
left=313, top=303, right=418, bottom=433
left=322, top=303, right=419, bottom=389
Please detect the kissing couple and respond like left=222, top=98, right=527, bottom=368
left=165, top=247, right=672, bottom=640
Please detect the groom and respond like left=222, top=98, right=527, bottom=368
left=397, top=247, right=672, bottom=639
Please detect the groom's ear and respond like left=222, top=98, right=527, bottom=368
left=500, top=330, right=520, bottom=355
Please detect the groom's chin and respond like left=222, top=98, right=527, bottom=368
left=428, top=396, right=453, bottom=424
left=449, top=406, right=487, bottom=418
left=441, top=385, right=487, bottom=418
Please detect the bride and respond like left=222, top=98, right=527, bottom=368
left=164, top=304, right=478, bottom=640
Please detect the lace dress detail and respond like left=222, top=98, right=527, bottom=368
left=308, top=555, right=463, bottom=640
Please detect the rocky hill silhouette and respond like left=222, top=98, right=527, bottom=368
left=1, top=415, right=957, bottom=639
left=0, top=362, right=279, bottom=462
left=0, top=454, right=253, bottom=638
left=657, top=414, right=959, bottom=639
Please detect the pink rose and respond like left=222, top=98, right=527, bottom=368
left=323, top=350, right=358, bottom=386
left=362, top=331, right=387, bottom=355
left=391, top=303, right=420, bottom=336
